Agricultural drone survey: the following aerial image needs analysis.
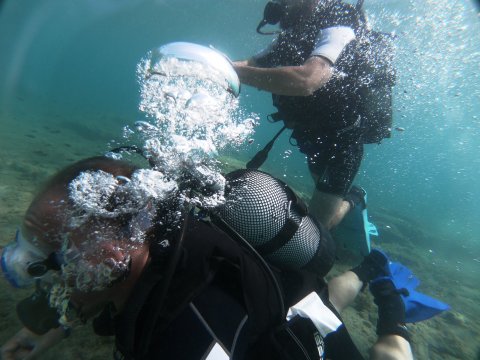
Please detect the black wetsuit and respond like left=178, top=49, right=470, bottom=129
left=97, top=217, right=363, bottom=360
left=254, top=0, right=367, bottom=196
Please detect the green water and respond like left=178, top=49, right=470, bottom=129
left=1, top=0, right=479, bottom=359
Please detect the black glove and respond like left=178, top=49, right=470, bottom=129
left=370, top=278, right=410, bottom=341
left=351, top=249, right=388, bottom=285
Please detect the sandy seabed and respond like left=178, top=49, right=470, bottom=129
left=0, top=111, right=479, bottom=360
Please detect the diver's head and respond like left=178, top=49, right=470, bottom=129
left=279, top=0, right=314, bottom=29
left=1, top=157, right=166, bottom=327
left=257, top=0, right=320, bottom=34
left=2, top=157, right=142, bottom=287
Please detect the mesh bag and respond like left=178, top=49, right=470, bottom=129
left=216, top=169, right=335, bottom=276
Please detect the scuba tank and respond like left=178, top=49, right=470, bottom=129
left=213, top=169, right=335, bottom=277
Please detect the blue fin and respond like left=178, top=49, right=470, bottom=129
left=388, top=262, right=420, bottom=290
left=403, top=289, right=450, bottom=323
left=370, top=251, right=450, bottom=323
left=334, top=186, right=377, bottom=256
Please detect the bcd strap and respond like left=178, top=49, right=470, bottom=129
left=114, top=210, right=190, bottom=360
left=208, top=214, right=286, bottom=322
left=135, top=209, right=191, bottom=358
left=253, top=180, right=308, bottom=258
left=255, top=201, right=301, bottom=257
left=267, top=111, right=283, bottom=123
left=113, top=258, right=167, bottom=359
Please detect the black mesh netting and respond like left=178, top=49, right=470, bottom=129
left=217, top=170, right=322, bottom=269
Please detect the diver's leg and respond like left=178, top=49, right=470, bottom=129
left=327, top=270, right=363, bottom=313
left=309, top=135, right=364, bottom=230
left=309, top=187, right=351, bottom=230
left=328, top=261, right=414, bottom=360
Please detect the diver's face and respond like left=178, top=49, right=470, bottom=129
left=67, top=238, right=150, bottom=321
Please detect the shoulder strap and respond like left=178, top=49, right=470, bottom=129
left=114, top=210, right=190, bottom=360
left=207, top=215, right=286, bottom=322
left=134, top=210, right=191, bottom=357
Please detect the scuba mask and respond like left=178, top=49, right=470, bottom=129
left=257, top=1, right=285, bottom=34
left=2, top=227, right=134, bottom=332
left=1, top=229, right=61, bottom=288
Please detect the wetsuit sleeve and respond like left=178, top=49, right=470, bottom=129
left=310, top=26, right=355, bottom=64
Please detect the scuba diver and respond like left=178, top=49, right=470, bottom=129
left=0, top=156, right=448, bottom=360
left=233, top=0, right=396, bottom=254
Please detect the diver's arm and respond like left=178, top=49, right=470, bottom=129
left=233, top=59, right=255, bottom=67
left=233, top=26, right=356, bottom=96
left=1, top=327, right=66, bottom=360
left=233, top=56, right=332, bottom=96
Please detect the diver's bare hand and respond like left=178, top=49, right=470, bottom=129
left=1, top=327, right=65, bottom=360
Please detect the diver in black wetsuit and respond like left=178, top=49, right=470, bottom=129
left=0, top=156, right=428, bottom=360
left=234, top=0, right=395, bottom=232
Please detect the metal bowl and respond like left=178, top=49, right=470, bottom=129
left=150, top=42, right=240, bottom=97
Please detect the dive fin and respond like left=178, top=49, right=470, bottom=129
left=402, top=289, right=450, bottom=323
left=333, top=186, right=377, bottom=256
